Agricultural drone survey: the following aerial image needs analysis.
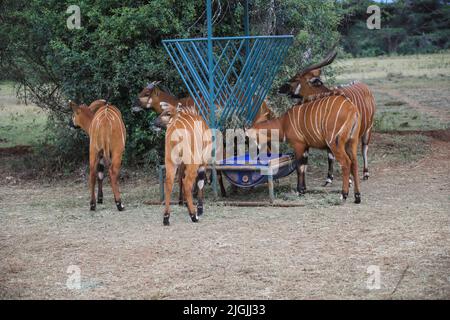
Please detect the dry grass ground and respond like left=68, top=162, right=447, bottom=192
left=0, top=53, right=449, bottom=299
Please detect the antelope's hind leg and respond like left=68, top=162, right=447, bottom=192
left=346, top=139, right=361, bottom=204
left=178, top=164, right=185, bottom=206
left=361, top=130, right=372, bottom=180
left=196, top=167, right=206, bottom=216
left=89, top=156, right=98, bottom=211
left=183, top=166, right=199, bottom=223
left=97, top=158, right=105, bottom=204
left=330, top=144, right=352, bottom=202
left=109, top=154, right=125, bottom=211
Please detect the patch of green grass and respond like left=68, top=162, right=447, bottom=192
left=0, top=82, right=48, bottom=147
left=384, top=100, right=406, bottom=107
left=372, top=133, right=431, bottom=164
left=335, top=52, right=450, bottom=82
left=374, top=107, right=444, bottom=132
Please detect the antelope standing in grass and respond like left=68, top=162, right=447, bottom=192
left=69, top=100, right=126, bottom=211
left=250, top=92, right=362, bottom=203
left=279, top=49, right=376, bottom=185
left=153, top=102, right=211, bottom=226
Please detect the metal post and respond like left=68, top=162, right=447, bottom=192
left=244, top=0, right=250, bottom=56
left=267, top=167, right=274, bottom=203
left=207, top=0, right=219, bottom=198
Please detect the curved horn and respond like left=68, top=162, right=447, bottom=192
left=147, top=81, right=162, bottom=89
left=296, top=47, right=338, bottom=78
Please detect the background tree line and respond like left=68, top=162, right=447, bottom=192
left=339, top=0, right=449, bottom=56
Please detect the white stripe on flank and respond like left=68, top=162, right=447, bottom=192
left=329, top=99, right=346, bottom=145
left=325, top=96, right=341, bottom=139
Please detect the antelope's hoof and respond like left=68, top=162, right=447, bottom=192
left=190, top=214, right=199, bottom=223
left=341, top=192, right=348, bottom=201
left=97, top=197, right=103, bottom=204
left=90, top=203, right=96, bottom=211
left=116, top=201, right=125, bottom=211
left=197, top=205, right=204, bottom=216
left=354, top=193, right=361, bottom=204
left=323, top=177, right=333, bottom=187
left=163, top=216, right=170, bottom=226
left=178, top=200, right=184, bottom=206
left=363, top=173, right=369, bottom=180
left=298, top=188, right=306, bottom=196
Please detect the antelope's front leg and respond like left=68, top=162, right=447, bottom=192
left=324, top=149, right=335, bottom=186
left=293, top=144, right=307, bottom=196
left=217, top=171, right=227, bottom=197
left=297, top=150, right=309, bottom=195
left=163, top=163, right=176, bottom=226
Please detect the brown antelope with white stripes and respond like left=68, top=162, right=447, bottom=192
left=250, top=92, right=362, bottom=203
left=153, top=101, right=212, bottom=226
left=69, top=100, right=126, bottom=211
left=279, top=49, right=376, bottom=185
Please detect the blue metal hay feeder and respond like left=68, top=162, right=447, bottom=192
left=163, top=35, right=293, bottom=128
left=160, top=0, right=295, bottom=199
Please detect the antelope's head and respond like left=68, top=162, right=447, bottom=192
left=278, top=48, right=337, bottom=101
left=152, top=101, right=181, bottom=131
left=133, top=81, right=162, bottom=113
left=69, top=100, right=93, bottom=131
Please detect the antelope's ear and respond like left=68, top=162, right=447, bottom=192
left=176, top=103, right=182, bottom=112
left=154, top=81, right=162, bottom=86
left=278, top=83, right=292, bottom=95
left=311, top=69, right=321, bottom=77
left=68, top=100, right=79, bottom=111
left=146, top=82, right=154, bottom=89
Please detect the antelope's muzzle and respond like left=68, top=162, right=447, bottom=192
left=278, top=83, right=291, bottom=95
left=151, top=117, right=164, bottom=132
left=68, top=119, right=79, bottom=129
left=131, top=99, right=144, bottom=113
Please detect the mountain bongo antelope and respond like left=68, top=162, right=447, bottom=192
left=251, top=93, right=362, bottom=203
left=154, top=102, right=212, bottom=226
left=279, top=49, right=376, bottom=185
left=69, top=100, right=126, bottom=211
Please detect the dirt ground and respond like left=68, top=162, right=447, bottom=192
left=0, top=129, right=449, bottom=299
left=1, top=54, right=449, bottom=300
